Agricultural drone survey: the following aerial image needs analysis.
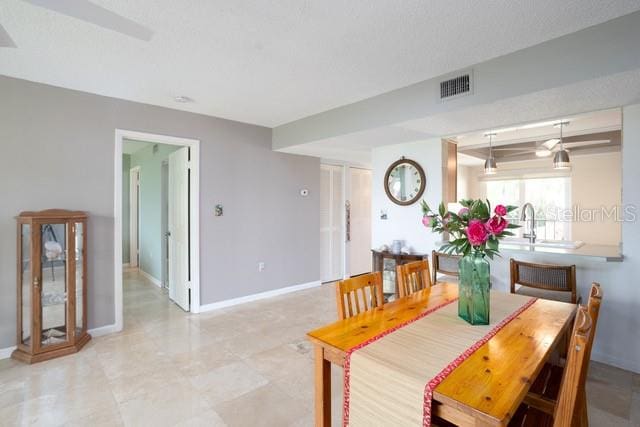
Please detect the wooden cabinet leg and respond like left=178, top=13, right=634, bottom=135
left=314, top=346, right=332, bottom=427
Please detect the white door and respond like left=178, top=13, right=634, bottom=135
left=348, top=167, right=372, bottom=276
left=168, top=147, right=190, bottom=311
left=129, top=167, right=140, bottom=267
left=320, top=164, right=344, bottom=282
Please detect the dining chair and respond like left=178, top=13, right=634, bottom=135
left=335, top=272, right=384, bottom=320
left=396, top=260, right=432, bottom=298
left=509, top=303, right=595, bottom=427
left=510, top=259, right=578, bottom=304
left=512, top=283, right=602, bottom=427
left=431, top=250, right=461, bottom=285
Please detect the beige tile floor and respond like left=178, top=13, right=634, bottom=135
left=0, top=271, right=638, bottom=426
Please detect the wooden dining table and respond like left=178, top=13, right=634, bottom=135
left=307, top=282, right=577, bottom=426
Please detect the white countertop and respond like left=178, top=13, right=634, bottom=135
left=499, top=242, right=623, bottom=262
left=435, top=241, right=623, bottom=262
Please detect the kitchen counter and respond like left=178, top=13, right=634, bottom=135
left=499, top=242, right=623, bottom=262
left=435, top=241, right=623, bottom=262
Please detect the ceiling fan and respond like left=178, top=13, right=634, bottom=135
left=0, top=0, right=153, bottom=48
left=493, top=138, right=612, bottom=158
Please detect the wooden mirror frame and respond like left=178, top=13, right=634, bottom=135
left=384, top=158, right=426, bottom=206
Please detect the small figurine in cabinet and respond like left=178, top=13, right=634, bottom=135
left=13, top=210, right=91, bottom=363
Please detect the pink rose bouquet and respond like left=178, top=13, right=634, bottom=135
left=421, top=199, right=519, bottom=258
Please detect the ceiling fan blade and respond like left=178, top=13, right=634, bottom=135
left=543, top=138, right=560, bottom=150
left=22, top=0, right=153, bottom=41
left=0, top=23, right=17, bottom=48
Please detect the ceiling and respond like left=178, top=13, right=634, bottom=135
left=2, top=1, right=640, bottom=127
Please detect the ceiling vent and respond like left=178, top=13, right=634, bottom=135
left=440, top=71, right=472, bottom=100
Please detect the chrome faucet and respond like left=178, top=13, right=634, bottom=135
left=520, top=203, right=536, bottom=243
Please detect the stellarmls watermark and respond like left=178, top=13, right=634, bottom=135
left=545, top=205, right=637, bottom=222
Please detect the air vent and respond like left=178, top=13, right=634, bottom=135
left=440, top=73, right=471, bottom=100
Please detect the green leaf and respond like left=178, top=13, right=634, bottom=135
left=438, top=202, right=446, bottom=217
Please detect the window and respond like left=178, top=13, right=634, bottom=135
left=485, top=177, right=571, bottom=240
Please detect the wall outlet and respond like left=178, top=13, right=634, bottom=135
left=258, top=262, right=265, bottom=272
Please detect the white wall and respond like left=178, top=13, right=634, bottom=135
left=372, top=139, right=443, bottom=254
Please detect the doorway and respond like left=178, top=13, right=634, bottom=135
left=114, top=130, right=200, bottom=332
left=320, top=163, right=372, bottom=282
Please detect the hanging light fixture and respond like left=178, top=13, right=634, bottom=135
left=484, top=132, right=497, bottom=175
left=553, top=121, right=571, bottom=170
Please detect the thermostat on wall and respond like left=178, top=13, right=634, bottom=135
left=300, top=189, right=309, bottom=197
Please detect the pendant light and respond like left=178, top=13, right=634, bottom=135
left=484, top=132, right=497, bottom=175
left=553, top=121, right=571, bottom=170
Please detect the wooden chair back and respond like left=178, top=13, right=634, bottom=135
left=396, top=260, right=432, bottom=298
left=431, top=250, right=461, bottom=285
left=552, top=306, right=594, bottom=427
left=335, top=272, right=384, bottom=320
left=510, top=259, right=577, bottom=303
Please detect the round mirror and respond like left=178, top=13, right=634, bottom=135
left=384, top=158, right=426, bottom=206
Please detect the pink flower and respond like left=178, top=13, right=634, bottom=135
left=495, top=204, right=507, bottom=216
left=442, top=212, right=451, bottom=226
left=466, top=219, right=489, bottom=246
left=485, top=215, right=508, bottom=235
left=422, top=215, right=434, bottom=228
left=458, top=207, right=469, bottom=217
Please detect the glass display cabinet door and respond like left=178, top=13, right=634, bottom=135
left=20, top=223, right=32, bottom=350
left=382, top=258, right=397, bottom=300
left=36, top=222, right=71, bottom=349
left=74, top=221, right=86, bottom=336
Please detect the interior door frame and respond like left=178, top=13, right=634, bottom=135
left=129, top=166, right=141, bottom=268
left=320, top=160, right=372, bottom=279
left=114, top=129, right=201, bottom=331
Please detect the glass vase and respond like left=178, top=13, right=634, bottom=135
left=458, top=251, right=490, bottom=325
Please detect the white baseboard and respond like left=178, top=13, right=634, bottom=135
left=89, top=323, right=120, bottom=337
left=0, top=346, right=16, bottom=360
left=122, top=262, right=130, bottom=268
left=592, top=350, right=640, bottom=374
left=138, top=269, right=162, bottom=287
left=200, top=280, right=322, bottom=313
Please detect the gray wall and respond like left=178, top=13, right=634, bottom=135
left=0, top=75, right=320, bottom=348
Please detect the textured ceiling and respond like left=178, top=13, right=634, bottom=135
left=2, top=0, right=640, bottom=126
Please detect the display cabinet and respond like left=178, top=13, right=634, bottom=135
left=13, top=209, right=90, bottom=363
left=371, top=250, right=428, bottom=300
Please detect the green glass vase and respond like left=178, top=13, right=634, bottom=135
left=458, top=251, right=490, bottom=325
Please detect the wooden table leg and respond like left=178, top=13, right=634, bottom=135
left=314, top=345, right=332, bottom=427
